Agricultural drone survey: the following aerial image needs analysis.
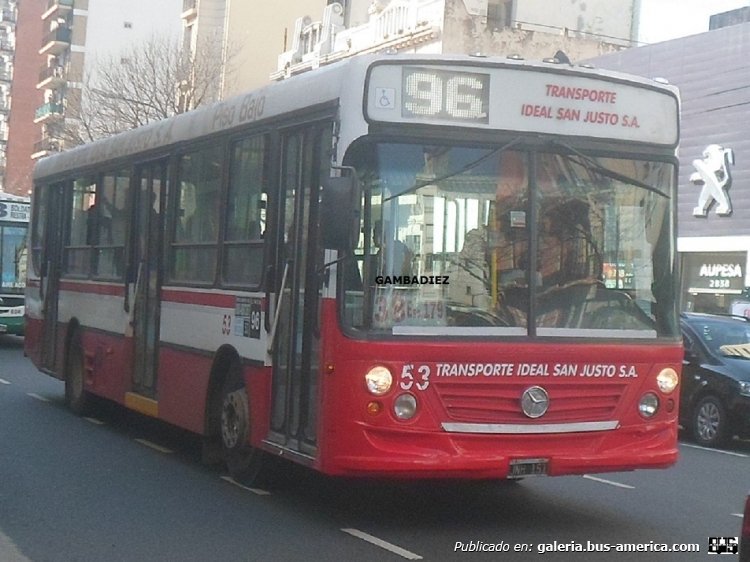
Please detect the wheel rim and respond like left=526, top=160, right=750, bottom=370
left=696, top=401, right=721, bottom=442
left=221, top=388, right=248, bottom=450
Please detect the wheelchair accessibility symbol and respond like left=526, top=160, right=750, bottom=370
left=375, top=87, right=396, bottom=109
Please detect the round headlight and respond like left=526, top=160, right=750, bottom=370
left=656, top=368, right=679, bottom=394
left=394, top=393, right=417, bottom=420
left=638, top=392, right=659, bottom=418
left=365, top=366, right=393, bottom=396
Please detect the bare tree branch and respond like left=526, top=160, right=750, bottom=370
left=61, top=33, right=239, bottom=146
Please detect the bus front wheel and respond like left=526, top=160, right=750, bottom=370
left=220, top=364, right=266, bottom=485
left=65, top=331, right=91, bottom=415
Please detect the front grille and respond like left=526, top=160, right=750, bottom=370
left=434, top=381, right=627, bottom=423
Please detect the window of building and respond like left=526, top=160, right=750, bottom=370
left=487, top=0, right=513, bottom=31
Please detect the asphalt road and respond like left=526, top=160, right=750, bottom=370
left=1, top=335, right=747, bottom=561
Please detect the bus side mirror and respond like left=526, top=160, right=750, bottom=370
left=320, top=173, right=361, bottom=252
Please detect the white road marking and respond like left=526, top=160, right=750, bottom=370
left=681, top=443, right=748, bottom=458
left=134, top=438, right=174, bottom=454
left=341, top=528, right=423, bottom=560
left=732, top=513, right=743, bottom=518
left=0, top=378, right=10, bottom=385
left=27, top=393, right=50, bottom=402
left=582, top=475, right=635, bottom=489
left=220, top=476, right=271, bottom=496
left=83, top=417, right=105, bottom=425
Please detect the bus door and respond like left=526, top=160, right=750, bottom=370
left=40, top=184, right=65, bottom=372
left=269, top=123, right=330, bottom=456
left=130, top=160, right=167, bottom=397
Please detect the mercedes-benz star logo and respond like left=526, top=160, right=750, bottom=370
left=521, top=386, right=549, bottom=418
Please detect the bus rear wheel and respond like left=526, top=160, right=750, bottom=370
left=65, top=331, right=91, bottom=415
left=220, top=364, right=266, bottom=485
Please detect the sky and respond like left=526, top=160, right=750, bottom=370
left=638, top=0, right=750, bottom=43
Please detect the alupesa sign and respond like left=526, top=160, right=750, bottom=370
left=683, top=252, right=746, bottom=294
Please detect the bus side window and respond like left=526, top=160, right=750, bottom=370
left=64, top=176, right=97, bottom=276
left=93, top=169, right=130, bottom=279
left=223, top=135, right=268, bottom=287
left=170, top=146, right=222, bottom=284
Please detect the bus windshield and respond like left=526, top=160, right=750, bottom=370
left=1, top=224, right=28, bottom=292
left=341, top=141, right=677, bottom=338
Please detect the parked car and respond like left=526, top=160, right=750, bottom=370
left=741, top=492, right=749, bottom=562
left=680, top=313, right=750, bottom=446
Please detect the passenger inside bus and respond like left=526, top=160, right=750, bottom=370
left=373, top=219, right=413, bottom=278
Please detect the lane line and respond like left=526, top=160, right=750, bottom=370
left=220, top=476, right=271, bottom=496
left=732, top=513, right=743, bottom=518
left=681, top=443, right=748, bottom=458
left=0, top=378, right=10, bottom=385
left=84, top=417, right=105, bottom=425
left=582, top=475, right=635, bottom=489
left=341, top=528, right=423, bottom=560
left=133, top=438, right=174, bottom=454
left=27, top=393, right=50, bottom=402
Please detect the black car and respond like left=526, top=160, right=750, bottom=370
left=680, top=313, right=750, bottom=446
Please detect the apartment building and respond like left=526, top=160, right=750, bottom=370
left=272, top=0, right=640, bottom=81
left=0, top=0, right=16, bottom=192
left=3, top=0, right=39, bottom=197
left=32, top=0, right=182, bottom=161
left=180, top=0, right=327, bottom=97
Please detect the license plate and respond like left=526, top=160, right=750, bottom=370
left=508, top=458, right=548, bottom=478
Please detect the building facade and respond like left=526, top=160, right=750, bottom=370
left=33, top=0, right=182, bottom=160
left=181, top=0, right=326, bottom=97
left=4, top=0, right=42, bottom=197
left=589, top=21, right=750, bottom=314
left=271, top=0, right=640, bottom=81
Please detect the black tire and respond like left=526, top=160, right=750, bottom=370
left=691, top=395, right=729, bottom=447
left=64, top=331, right=91, bottom=416
left=220, top=362, right=267, bottom=485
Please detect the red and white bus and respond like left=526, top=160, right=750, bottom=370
left=26, top=53, right=681, bottom=482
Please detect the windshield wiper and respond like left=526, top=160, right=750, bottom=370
left=382, top=136, right=524, bottom=204
left=550, top=140, right=670, bottom=199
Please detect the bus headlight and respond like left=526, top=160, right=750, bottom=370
left=365, top=366, right=393, bottom=396
left=656, top=368, right=679, bottom=393
left=638, top=392, right=659, bottom=418
left=393, top=393, right=417, bottom=420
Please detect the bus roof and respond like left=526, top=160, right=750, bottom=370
left=33, top=53, right=679, bottom=182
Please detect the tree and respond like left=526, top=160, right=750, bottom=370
left=62, top=33, right=237, bottom=145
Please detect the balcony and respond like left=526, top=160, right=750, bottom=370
left=33, top=102, right=64, bottom=123
left=37, top=64, right=65, bottom=89
left=31, top=137, right=61, bottom=159
left=181, top=0, right=197, bottom=21
left=39, top=27, right=71, bottom=56
left=0, top=39, right=13, bottom=52
left=41, top=0, right=73, bottom=21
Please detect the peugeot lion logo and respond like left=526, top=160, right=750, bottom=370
left=521, top=386, right=549, bottom=418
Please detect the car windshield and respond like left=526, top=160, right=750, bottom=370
left=340, top=140, right=678, bottom=338
left=691, top=318, right=750, bottom=357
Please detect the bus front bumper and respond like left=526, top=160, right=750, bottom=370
left=324, top=420, right=678, bottom=479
